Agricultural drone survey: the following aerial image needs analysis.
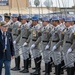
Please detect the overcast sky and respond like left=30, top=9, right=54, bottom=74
left=29, top=0, right=74, bottom=7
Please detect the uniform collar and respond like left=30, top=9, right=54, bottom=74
left=14, top=21, right=18, bottom=24
left=54, top=25, right=60, bottom=29
left=43, top=24, right=50, bottom=28
left=22, top=22, right=27, bottom=26
left=67, top=26, right=72, bottom=30
left=33, top=24, right=39, bottom=28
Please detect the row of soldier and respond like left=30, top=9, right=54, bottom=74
left=0, top=14, right=75, bottom=75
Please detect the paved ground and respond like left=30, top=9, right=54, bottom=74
left=2, top=57, right=67, bottom=75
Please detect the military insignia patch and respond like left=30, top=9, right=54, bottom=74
left=32, top=31, right=36, bottom=37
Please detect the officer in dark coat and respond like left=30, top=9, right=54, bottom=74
left=0, top=21, right=15, bottom=75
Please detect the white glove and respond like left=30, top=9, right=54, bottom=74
left=22, top=42, right=27, bottom=46
left=52, top=45, right=56, bottom=51
left=45, top=45, right=49, bottom=50
left=67, top=48, right=72, bottom=54
left=31, top=44, right=35, bottom=49
left=13, top=41, right=16, bottom=44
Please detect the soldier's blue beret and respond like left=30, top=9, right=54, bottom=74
left=52, top=16, right=59, bottom=21
left=65, top=17, right=72, bottom=22
left=12, top=14, right=19, bottom=17
left=32, top=16, right=39, bottom=21
left=42, top=16, right=50, bottom=21
left=34, top=14, right=39, bottom=18
left=59, top=16, right=64, bottom=20
left=21, top=15, right=28, bottom=19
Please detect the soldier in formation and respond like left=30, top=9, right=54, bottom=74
left=1, top=13, right=75, bottom=75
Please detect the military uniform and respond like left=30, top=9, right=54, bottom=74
left=60, top=26, right=75, bottom=75
left=37, top=16, right=53, bottom=75
left=11, top=14, right=21, bottom=71
left=12, top=21, right=21, bottom=57
left=18, top=15, right=31, bottom=73
left=30, top=25, right=41, bottom=58
left=41, top=23, right=52, bottom=75
left=55, top=17, right=75, bottom=75
left=8, top=20, right=14, bottom=32
left=41, top=24, right=52, bottom=63
left=29, top=16, right=42, bottom=75
left=50, top=16, right=62, bottom=75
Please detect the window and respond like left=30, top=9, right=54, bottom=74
left=0, top=0, right=9, bottom=6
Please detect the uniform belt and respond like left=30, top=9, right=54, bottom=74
left=66, top=41, right=72, bottom=44
left=52, top=40, right=59, bottom=42
left=13, top=34, right=18, bottom=36
left=22, top=37, right=28, bottom=39
left=42, top=41, right=49, bottom=43
left=32, top=39, right=37, bottom=41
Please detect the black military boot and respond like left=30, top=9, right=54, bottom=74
left=30, top=57, right=41, bottom=75
left=67, top=67, right=70, bottom=75
left=50, top=58, right=53, bottom=72
left=20, top=59, right=29, bottom=73
left=11, top=58, right=17, bottom=70
left=61, top=60, right=64, bottom=74
left=44, top=62, right=51, bottom=75
left=28, top=53, right=31, bottom=68
left=68, top=67, right=74, bottom=75
left=38, top=56, right=42, bottom=70
left=55, top=64, right=61, bottom=75
left=50, top=62, right=52, bottom=72
left=13, top=56, right=20, bottom=71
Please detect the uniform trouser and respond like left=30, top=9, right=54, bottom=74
left=42, top=49, right=51, bottom=74
left=51, top=51, right=61, bottom=65
left=13, top=44, right=20, bottom=69
left=22, top=46, right=30, bottom=60
left=43, top=50, right=51, bottom=63
left=31, top=48, right=41, bottom=59
left=14, top=44, right=20, bottom=57
left=63, top=53, right=75, bottom=68
left=31, top=48, right=41, bottom=74
left=63, top=53, right=75, bottom=75
left=51, top=51, right=62, bottom=75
